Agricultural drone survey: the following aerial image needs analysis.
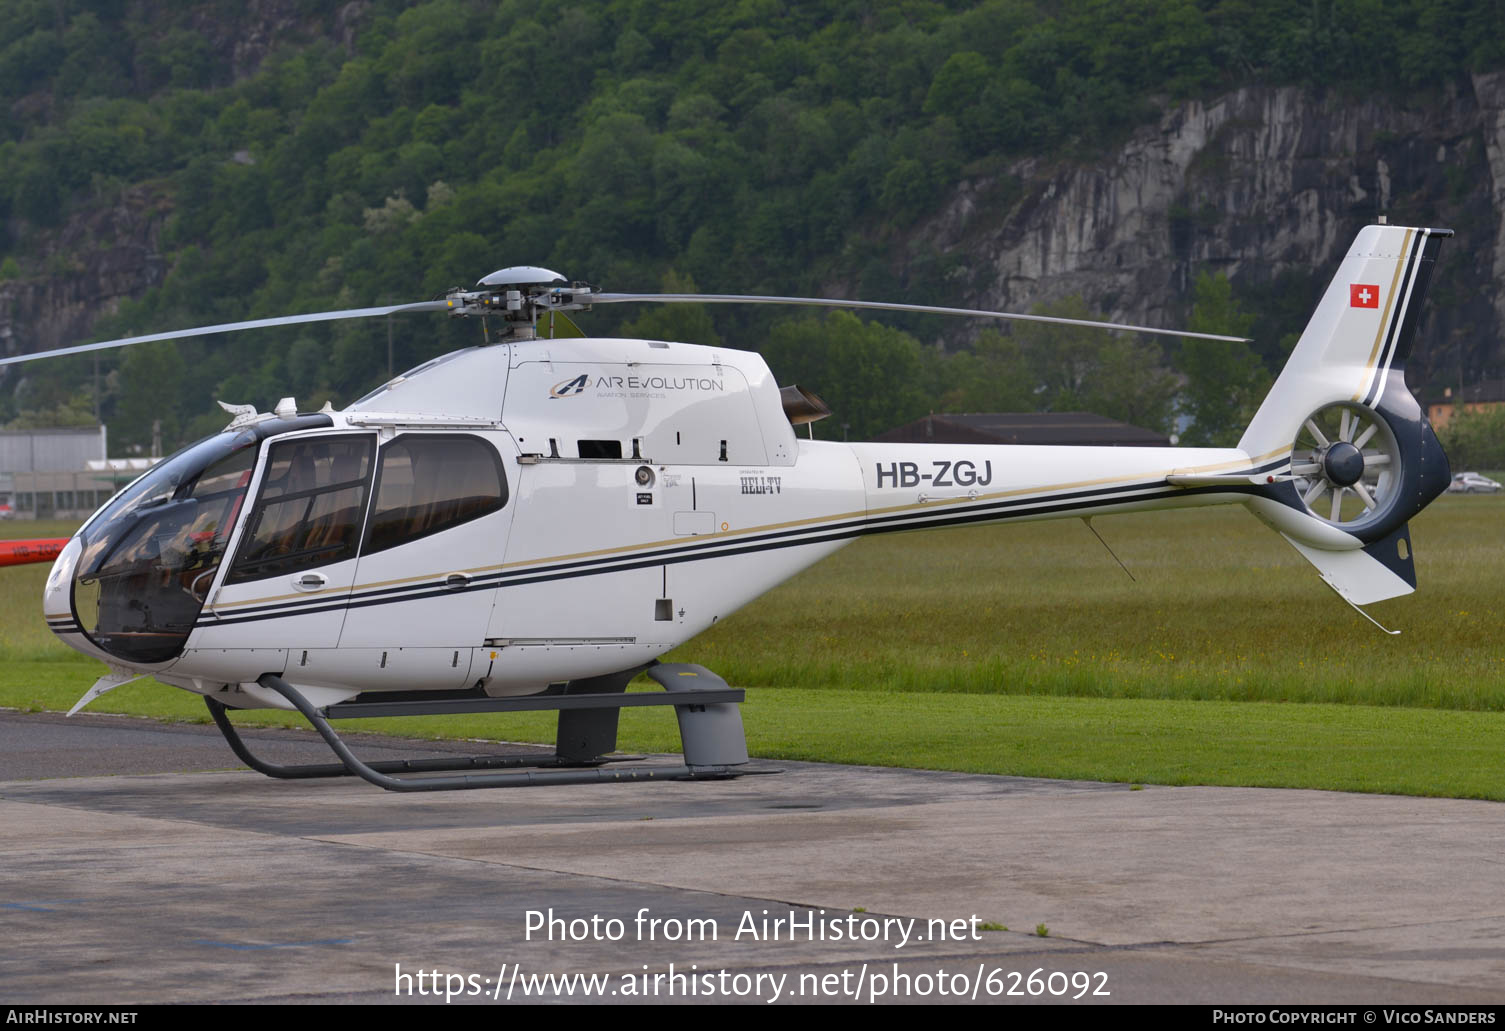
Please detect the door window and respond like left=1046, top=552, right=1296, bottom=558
left=226, top=436, right=375, bottom=583
left=364, top=436, right=508, bottom=554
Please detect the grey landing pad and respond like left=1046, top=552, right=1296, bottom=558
left=1, top=710, right=1503, bottom=1005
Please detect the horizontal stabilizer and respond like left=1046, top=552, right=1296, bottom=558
left=1281, top=523, right=1417, bottom=606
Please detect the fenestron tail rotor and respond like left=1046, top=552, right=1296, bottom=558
left=1289, top=402, right=1402, bottom=529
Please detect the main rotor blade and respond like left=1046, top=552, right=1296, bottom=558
left=590, top=293, right=1253, bottom=344
left=0, top=300, right=449, bottom=367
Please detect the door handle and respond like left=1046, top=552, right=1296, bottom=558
left=293, top=572, right=327, bottom=591
left=445, top=573, right=471, bottom=589
left=190, top=568, right=217, bottom=603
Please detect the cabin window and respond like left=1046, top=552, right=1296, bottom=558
left=363, top=435, right=507, bottom=554
left=226, top=436, right=375, bottom=583
left=577, top=439, right=622, bottom=459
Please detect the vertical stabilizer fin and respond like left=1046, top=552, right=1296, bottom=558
left=1232, top=224, right=1449, bottom=611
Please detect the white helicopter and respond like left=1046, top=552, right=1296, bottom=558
left=1, top=222, right=1452, bottom=790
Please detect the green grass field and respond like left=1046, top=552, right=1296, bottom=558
left=3, top=499, right=1504, bottom=798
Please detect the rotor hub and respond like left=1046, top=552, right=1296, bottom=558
left=442, top=271, right=596, bottom=337
left=1322, top=441, right=1365, bottom=486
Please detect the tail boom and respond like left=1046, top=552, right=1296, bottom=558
left=850, top=442, right=1271, bottom=534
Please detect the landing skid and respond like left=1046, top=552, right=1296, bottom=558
left=203, top=662, right=754, bottom=792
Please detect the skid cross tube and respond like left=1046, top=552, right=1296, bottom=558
left=203, top=667, right=750, bottom=792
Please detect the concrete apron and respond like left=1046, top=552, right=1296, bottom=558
left=1, top=716, right=1503, bottom=1004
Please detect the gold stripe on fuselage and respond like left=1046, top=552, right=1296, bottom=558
left=210, top=448, right=1284, bottom=611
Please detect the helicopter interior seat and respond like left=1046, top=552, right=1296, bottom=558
left=300, top=453, right=364, bottom=557
left=327, top=452, right=366, bottom=544
left=444, top=453, right=498, bottom=524
left=402, top=447, right=445, bottom=540
left=292, top=451, right=321, bottom=490
left=415, top=446, right=492, bottom=534
left=258, top=451, right=320, bottom=558
left=359, top=437, right=505, bottom=553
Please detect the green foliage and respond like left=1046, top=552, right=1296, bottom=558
left=1015, top=297, right=1179, bottom=433
left=759, top=297, right=1179, bottom=439
left=933, top=330, right=1033, bottom=414
left=112, top=342, right=190, bottom=448
left=621, top=270, right=722, bottom=347
left=762, top=311, right=931, bottom=440
left=4, top=392, right=95, bottom=429
left=1437, top=406, right=1505, bottom=470
left=0, top=1, right=1499, bottom=451
left=1090, top=336, right=1182, bottom=435
left=924, top=51, right=996, bottom=144
left=1179, top=271, right=1266, bottom=446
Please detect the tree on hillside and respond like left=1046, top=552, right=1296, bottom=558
left=759, top=311, right=929, bottom=440
left=1084, top=335, right=1180, bottom=435
left=3, top=0, right=1502, bottom=452
left=933, top=329, right=1034, bottom=414
left=1178, top=272, right=1264, bottom=446
left=1014, top=296, right=1105, bottom=411
left=620, top=270, right=721, bottom=348
left=1012, top=296, right=1179, bottom=433
left=1437, top=406, right=1505, bottom=470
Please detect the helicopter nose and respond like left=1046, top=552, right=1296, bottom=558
left=42, top=537, right=89, bottom=652
left=44, top=536, right=79, bottom=606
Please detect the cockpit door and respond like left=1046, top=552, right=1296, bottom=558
left=335, top=432, right=515, bottom=687
left=192, top=433, right=377, bottom=649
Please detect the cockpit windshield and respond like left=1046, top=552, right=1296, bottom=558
left=73, top=429, right=261, bottom=664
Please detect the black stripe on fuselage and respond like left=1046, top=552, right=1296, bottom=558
left=191, top=463, right=1283, bottom=630
left=201, top=464, right=1278, bottom=623
left=323, top=454, right=1289, bottom=609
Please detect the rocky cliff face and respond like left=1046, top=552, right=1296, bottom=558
left=917, top=74, right=1505, bottom=392
left=194, top=0, right=370, bottom=82
left=0, top=184, right=172, bottom=364
left=5, top=68, right=1504, bottom=402
left=0, top=0, right=369, bottom=370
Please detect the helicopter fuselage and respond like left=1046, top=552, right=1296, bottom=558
left=44, top=336, right=1262, bottom=711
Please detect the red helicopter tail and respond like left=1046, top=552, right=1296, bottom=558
left=0, top=538, right=69, bottom=568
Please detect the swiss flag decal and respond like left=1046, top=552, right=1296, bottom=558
left=1350, top=283, right=1380, bottom=308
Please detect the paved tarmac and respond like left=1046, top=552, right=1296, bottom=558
left=2, top=709, right=1504, bottom=1005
